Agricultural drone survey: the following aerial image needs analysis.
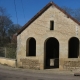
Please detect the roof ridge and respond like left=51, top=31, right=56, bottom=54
left=50, top=1, right=53, bottom=3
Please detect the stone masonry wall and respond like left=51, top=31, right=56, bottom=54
left=60, top=58, right=80, bottom=70
left=17, top=4, right=80, bottom=70
left=20, top=58, right=40, bottom=70
left=63, top=61, right=80, bottom=70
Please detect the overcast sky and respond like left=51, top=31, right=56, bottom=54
left=0, top=0, right=80, bottom=26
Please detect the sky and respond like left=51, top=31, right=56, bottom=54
left=0, top=0, right=80, bottom=26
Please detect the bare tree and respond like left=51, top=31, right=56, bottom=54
left=8, top=24, right=21, bottom=39
left=74, top=9, right=80, bottom=22
left=0, top=7, right=13, bottom=46
left=62, top=7, right=80, bottom=22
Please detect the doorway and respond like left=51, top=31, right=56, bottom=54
left=44, top=37, right=59, bottom=69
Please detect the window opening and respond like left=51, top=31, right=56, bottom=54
left=50, top=21, right=54, bottom=30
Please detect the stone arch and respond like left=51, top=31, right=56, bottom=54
left=68, top=37, right=79, bottom=58
left=26, top=37, right=36, bottom=56
left=44, top=37, right=59, bottom=69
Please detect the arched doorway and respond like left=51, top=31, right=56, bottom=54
left=44, top=37, right=59, bottom=69
left=68, top=37, right=79, bottom=58
left=26, top=37, right=36, bottom=56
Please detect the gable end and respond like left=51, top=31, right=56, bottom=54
left=17, top=2, right=80, bottom=35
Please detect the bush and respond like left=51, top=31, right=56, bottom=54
left=0, top=47, right=5, bottom=57
left=0, top=43, right=17, bottom=59
left=6, top=47, right=16, bottom=59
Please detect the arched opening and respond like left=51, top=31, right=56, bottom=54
left=26, top=37, right=36, bottom=56
left=44, top=37, right=59, bottom=69
left=68, top=37, right=79, bottom=58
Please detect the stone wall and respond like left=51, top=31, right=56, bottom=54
left=60, top=58, right=80, bottom=70
left=63, top=61, right=80, bottom=70
left=0, top=57, right=16, bottom=67
left=20, top=58, right=40, bottom=69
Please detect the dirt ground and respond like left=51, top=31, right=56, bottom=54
left=0, top=64, right=80, bottom=80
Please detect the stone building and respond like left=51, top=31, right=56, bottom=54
left=17, top=2, right=80, bottom=70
